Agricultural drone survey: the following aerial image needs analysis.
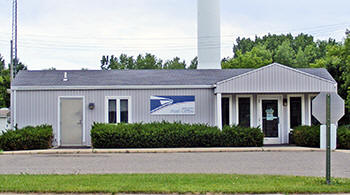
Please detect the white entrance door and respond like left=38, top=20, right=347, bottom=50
left=258, top=95, right=282, bottom=144
left=60, top=97, right=84, bottom=146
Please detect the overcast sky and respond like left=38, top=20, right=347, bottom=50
left=0, top=0, right=349, bottom=70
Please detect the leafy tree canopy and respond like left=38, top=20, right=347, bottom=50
left=222, top=44, right=272, bottom=69
left=101, top=53, right=197, bottom=70
left=0, top=56, right=27, bottom=108
left=311, top=34, right=350, bottom=121
left=224, top=33, right=338, bottom=69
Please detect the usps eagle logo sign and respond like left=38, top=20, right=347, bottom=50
left=150, top=96, right=195, bottom=115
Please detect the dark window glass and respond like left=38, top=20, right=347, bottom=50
left=108, top=99, right=116, bottom=123
left=238, top=97, right=250, bottom=127
left=222, top=97, right=230, bottom=127
left=262, top=100, right=278, bottom=137
left=120, top=99, right=128, bottom=123
left=311, top=96, right=321, bottom=126
left=290, top=97, right=302, bottom=129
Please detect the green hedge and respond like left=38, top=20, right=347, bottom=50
left=337, top=126, right=350, bottom=149
left=292, top=125, right=350, bottom=149
left=0, top=125, right=53, bottom=151
left=91, top=122, right=264, bottom=148
left=292, top=125, right=320, bottom=147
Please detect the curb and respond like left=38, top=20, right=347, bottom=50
left=0, top=147, right=326, bottom=155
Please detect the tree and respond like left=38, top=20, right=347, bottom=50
left=163, top=57, right=186, bottom=69
left=188, top=57, right=198, bottom=69
left=311, top=33, right=350, bottom=124
left=100, top=53, right=195, bottom=70
left=12, top=58, right=27, bottom=74
left=135, top=53, right=163, bottom=69
left=0, top=56, right=27, bottom=108
left=230, top=33, right=338, bottom=68
left=0, top=54, right=5, bottom=71
left=222, top=44, right=273, bottom=69
left=274, top=40, right=296, bottom=66
left=0, top=69, right=10, bottom=107
left=294, top=47, right=309, bottom=68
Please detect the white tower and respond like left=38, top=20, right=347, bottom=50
left=197, top=0, right=221, bottom=69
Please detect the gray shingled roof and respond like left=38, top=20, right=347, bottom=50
left=12, top=67, right=335, bottom=87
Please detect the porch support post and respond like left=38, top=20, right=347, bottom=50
left=216, top=93, right=222, bottom=130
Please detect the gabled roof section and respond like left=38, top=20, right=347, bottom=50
left=216, top=63, right=336, bottom=86
left=215, top=63, right=337, bottom=93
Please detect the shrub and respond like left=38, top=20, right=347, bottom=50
left=91, top=122, right=264, bottom=148
left=292, top=125, right=320, bottom=147
left=337, top=126, right=350, bottom=149
left=222, top=125, right=264, bottom=147
left=0, top=125, right=53, bottom=151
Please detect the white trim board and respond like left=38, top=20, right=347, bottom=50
left=57, top=96, right=86, bottom=146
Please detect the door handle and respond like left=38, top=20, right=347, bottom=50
left=77, top=120, right=82, bottom=125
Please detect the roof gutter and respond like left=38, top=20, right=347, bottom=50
left=11, top=85, right=215, bottom=91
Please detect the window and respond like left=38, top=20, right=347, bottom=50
left=238, top=97, right=251, bottom=127
left=108, top=99, right=117, bottom=123
left=310, top=95, right=321, bottom=126
left=106, top=97, right=131, bottom=124
left=290, top=97, right=302, bottom=129
left=222, top=97, right=230, bottom=127
left=120, top=99, right=128, bottom=123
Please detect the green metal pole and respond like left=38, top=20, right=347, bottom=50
left=326, top=93, right=331, bottom=184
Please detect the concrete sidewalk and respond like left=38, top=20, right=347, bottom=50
left=0, top=146, right=329, bottom=155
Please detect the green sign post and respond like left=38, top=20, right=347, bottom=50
left=312, top=92, right=345, bottom=185
left=326, top=93, right=331, bottom=184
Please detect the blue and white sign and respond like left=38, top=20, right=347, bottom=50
left=150, top=96, right=195, bottom=115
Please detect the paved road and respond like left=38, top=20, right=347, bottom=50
left=0, top=151, right=349, bottom=177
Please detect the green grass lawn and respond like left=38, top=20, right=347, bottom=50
left=0, top=174, right=349, bottom=194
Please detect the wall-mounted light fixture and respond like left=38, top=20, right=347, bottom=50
left=88, top=103, right=95, bottom=110
left=283, top=98, right=288, bottom=106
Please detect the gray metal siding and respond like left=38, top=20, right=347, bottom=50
left=15, top=89, right=215, bottom=146
left=216, top=64, right=337, bottom=93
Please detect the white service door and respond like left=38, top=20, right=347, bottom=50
left=60, top=98, right=83, bottom=146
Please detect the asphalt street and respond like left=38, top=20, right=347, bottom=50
left=0, top=151, right=349, bottom=177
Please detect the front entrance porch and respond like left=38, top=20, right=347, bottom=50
left=213, top=63, right=337, bottom=144
left=216, top=93, right=315, bottom=144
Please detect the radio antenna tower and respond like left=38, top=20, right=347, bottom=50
left=10, top=0, right=17, bottom=80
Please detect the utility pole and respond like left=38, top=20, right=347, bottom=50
left=10, top=40, right=13, bottom=82
left=11, top=0, right=17, bottom=77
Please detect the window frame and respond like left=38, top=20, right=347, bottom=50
left=235, top=95, right=253, bottom=128
left=287, top=94, right=305, bottom=131
left=308, top=94, right=319, bottom=126
left=105, top=96, right=132, bottom=124
left=222, top=95, right=233, bottom=126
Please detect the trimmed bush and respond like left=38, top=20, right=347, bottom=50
left=91, top=122, right=264, bottom=148
left=292, top=125, right=320, bottom=147
left=0, top=125, right=53, bottom=151
left=292, top=125, right=350, bottom=149
left=222, top=125, right=264, bottom=147
left=337, top=125, right=350, bottom=149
